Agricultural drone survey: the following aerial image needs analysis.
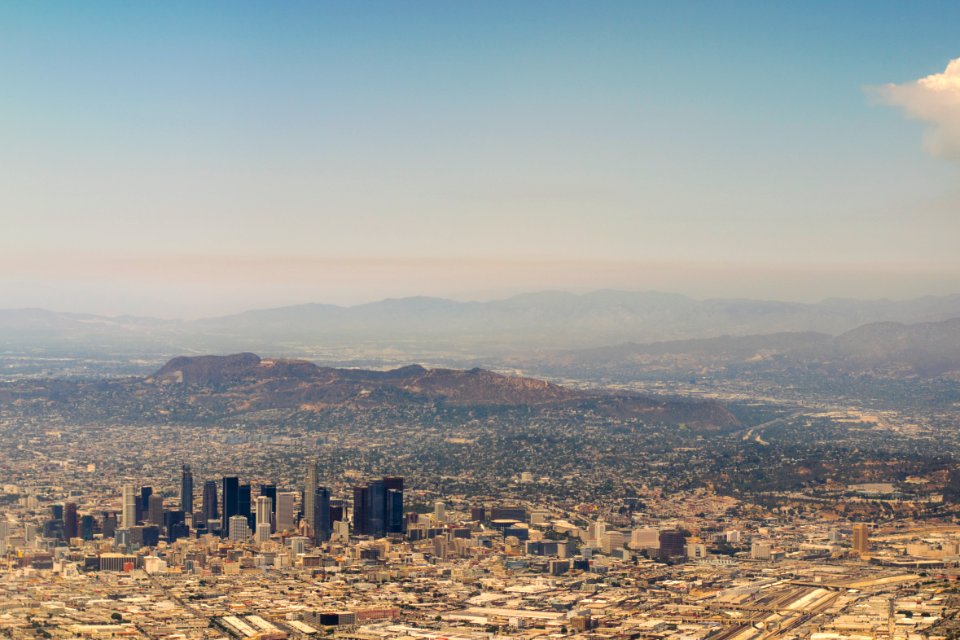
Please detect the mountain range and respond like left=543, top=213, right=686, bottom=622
left=524, top=317, right=960, bottom=379
left=4, top=291, right=960, bottom=361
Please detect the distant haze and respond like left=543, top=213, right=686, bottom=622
left=2, top=4, right=959, bottom=316
left=4, top=255, right=960, bottom=318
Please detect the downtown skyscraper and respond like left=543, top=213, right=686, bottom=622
left=180, top=464, right=193, bottom=514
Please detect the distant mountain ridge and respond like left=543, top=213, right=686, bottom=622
left=524, top=316, right=960, bottom=378
left=4, top=290, right=960, bottom=357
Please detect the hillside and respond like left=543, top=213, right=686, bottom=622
left=0, top=353, right=740, bottom=430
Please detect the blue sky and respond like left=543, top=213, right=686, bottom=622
left=2, top=1, right=959, bottom=316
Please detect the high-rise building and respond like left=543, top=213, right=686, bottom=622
left=140, top=487, right=153, bottom=523
left=122, top=485, right=137, bottom=529
left=255, top=522, right=271, bottom=543
left=102, top=512, right=118, bottom=538
left=852, top=523, right=870, bottom=555
left=276, top=492, right=295, bottom=532
left=352, top=477, right=403, bottom=538
left=368, top=479, right=386, bottom=537
left=384, top=477, right=404, bottom=534
left=163, top=510, right=185, bottom=539
left=228, top=515, right=250, bottom=541
left=312, top=486, right=331, bottom=544
left=202, top=481, right=219, bottom=524
left=63, top=502, right=78, bottom=540
left=304, top=461, right=318, bottom=528
left=222, top=477, right=239, bottom=536
left=434, top=500, right=446, bottom=523
left=147, top=494, right=164, bottom=526
left=260, top=484, right=277, bottom=522
left=256, top=496, right=272, bottom=531
left=180, top=464, right=193, bottom=514
left=239, top=483, right=252, bottom=529
left=80, top=514, right=95, bottom=540
left=353, top=485, right=370, bottom=535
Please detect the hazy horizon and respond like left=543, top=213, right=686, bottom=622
left=7, top=276, right=960, bottom=321
left=3, top=2, right=959, bottom=317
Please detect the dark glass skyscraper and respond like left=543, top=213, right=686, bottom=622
left=368, top=479, right=386, bottom=537
left=313, top=486, right=331, bottom=544
left=239, top=483, right=252, bottom=529
left=63, top=502, right=78, bottom=540
left=353, top=477, right=403, bottom=538
left=353, top=485, right=370, bottom=535
left=202, top=481, right=219, bottom=524
left=222, top=477, right=239, bottom=536
left=181, top=464, right=193, bottom=514
left=384, top=476, right=405, bottom=534
left=80, top=514, right=95, bottom=541
left=140, top=486, right=152, bottom=523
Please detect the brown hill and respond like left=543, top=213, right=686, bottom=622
left=146, top=353, right=739, bottom=429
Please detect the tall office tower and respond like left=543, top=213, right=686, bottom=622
left=353, top=485, right=370, bottom=535
left=140, top=487, right=153, bottom=522
left=852, top=523, right=870, bottom=555
left=50, top=504, right=64, bottom=520
left=63, top=502, right=78, bottom=540
left=329, top=499, right=345, bottom=524
left=255, top=522, right=271, bottom=543
left=352, top=477, right=401, bottom=538
left=147, top=494, right=164, bottom=526
left=276, top=492, right=295, bottom=532
left=202, top=481, right=219, bottom=523
left=228, top=515, right=250, bottom=541
left=80, top=514, right=95, bottom=541
left=43, top=518, right=65, bottom=540
left=384, top=477, right=404, bottom=534
left=163, top=511, right=185, bottom=540
left=180, top=464, right=193, bottom=514
left=102, top=512, right=118, bottom=538
left=312, top=486, right=331, bottom=544
left=260, top=484, right=277, bottom=520
left=434, top=500, right=446, bottom=523
left=304, top=461, right=318, bottom=528
left=122, top=485, right=137, bottom=529
left=134, top=496, right=143, bottom=524
left=368, top=479, right=386, bottom=537
left=239, top=484, right=253, bottom=529
left=222, top=477, right=239, bottom=536
left=256, top=496, right=273, bottom=531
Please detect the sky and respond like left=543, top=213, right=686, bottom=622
left=2, top=1, right=959, bottom=317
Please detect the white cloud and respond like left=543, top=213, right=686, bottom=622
left=869, top=58, right=960, bottom=160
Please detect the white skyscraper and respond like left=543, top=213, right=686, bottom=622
left=122, top=485, right=136, bottom=529
left=434, top=500, right=446, bottom=523
left=255, top=522, right=272, bottom=543
left=276, top=492, right=295, bottom=532
left=256, top=496, right=272, bottom=531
